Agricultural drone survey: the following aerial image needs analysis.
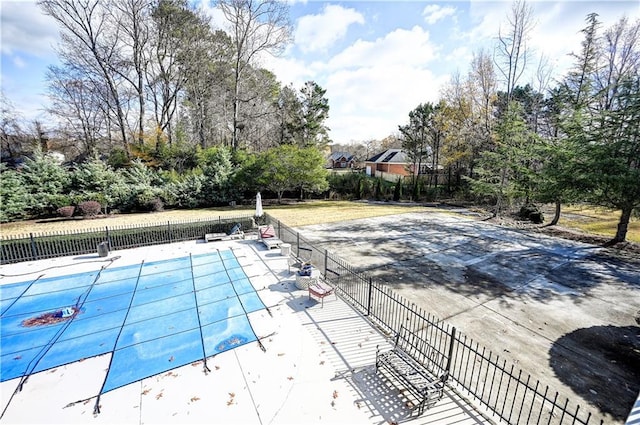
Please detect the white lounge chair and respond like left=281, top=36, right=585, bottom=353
left=258, top=225, right=283, bottom=249
left=205, top=223, right=244, bottom=242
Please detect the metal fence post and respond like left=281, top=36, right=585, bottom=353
left=105, top=227, right=111, bottom=250
left=324, top=249, right=328, bottom=277
left=445, top=327, right=456, bottom=375
left=367, top=277, right=373, bottom=316
left=296, top=232, right=300, bottom=258
left=167, top=221, right=171, bottom=243
left=29, top=233, right=38, bottom=261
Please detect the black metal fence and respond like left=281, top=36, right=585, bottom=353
left=269, top=216, right=604, bottom=425
left=0, top=214, right=604, bottom=425
left=0, top=215, right=254, bottom=265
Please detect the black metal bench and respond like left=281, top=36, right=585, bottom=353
left=375, top=325, right=449, bottom=414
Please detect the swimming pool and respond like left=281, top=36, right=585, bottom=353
left=1, top=249, right=265, bottom=404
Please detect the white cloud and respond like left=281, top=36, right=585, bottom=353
left=260, top=53, right=316, bottom=88
left=294, top=4, right=364, bottom=53
left=195, top=0, right=227, bottom=30
left=327, top=26, right=437, bottom=71
left=270, top=19, right=445, bottom=142
left=422, top=4, right=456, bottom=25
left=445, top=46, right=472, bottom=65
left=12, top=56, right=27, bottom=69
left=465, top=1, right=507, bottom=43
left=1, top=1, right=60, bottom=59
left=324, top=64, right=449, bottom=143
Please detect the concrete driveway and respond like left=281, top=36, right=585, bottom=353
left=293, top=209, right=640, bottom=425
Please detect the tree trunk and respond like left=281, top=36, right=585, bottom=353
left=549, top=200, right=561, bottom=226
left=138, top=71, right=144, bottom=146
left=613, top=205, right=633, bottom=243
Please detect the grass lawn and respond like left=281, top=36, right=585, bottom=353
left=0, top=201, right=430, bottom=238
left=1, top=200, right=637, bottom=244
left=559, top=205, right=640, bottom=243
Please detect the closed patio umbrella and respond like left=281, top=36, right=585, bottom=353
left=255, top=192, right=263, bottom=218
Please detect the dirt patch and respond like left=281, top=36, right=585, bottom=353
left=474, top=212, right=640, bottom=256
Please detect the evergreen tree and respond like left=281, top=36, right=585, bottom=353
left=20, top=148, right=70, bottom=217
left=581, top=77, right=640, bottom=242
left=284, top=81, right=331, bottom=148
left=0, top=165, right=29, bottom=222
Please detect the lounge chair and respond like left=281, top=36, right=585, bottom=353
left=205, top=223, right=244, bottom=242
left=258, top=225, right=283, bottom=250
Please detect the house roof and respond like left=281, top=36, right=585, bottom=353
left=329, top=151, right=354, bottom=161
left=366, top=149, right=408, bottom=164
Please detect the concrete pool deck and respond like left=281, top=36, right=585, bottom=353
left=0, top=238, right=492, bottom=424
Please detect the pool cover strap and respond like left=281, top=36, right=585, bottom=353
left=189, top=253, right=212, bottom=374
left=93, top=261, right=145, bottom=415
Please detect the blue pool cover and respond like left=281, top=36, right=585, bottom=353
left=0, top=249, right=266, bottom=403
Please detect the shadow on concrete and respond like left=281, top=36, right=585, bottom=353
left=348, top=365, right=414, bottom=424
left=346, top=365, right=492, bottom=425
left=298, top=213, right=640, bottom=325
left=285, top=295, right=314, bottom=312
left=549, top=325, right=640, bottom=421
left=324, top=226, right=640, bottom=306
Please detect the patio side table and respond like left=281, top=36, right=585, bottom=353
left=295, top=274, right=318, bottom=290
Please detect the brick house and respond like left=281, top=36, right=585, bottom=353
left=328, top=151, right=356, bottom=169
left=364, top=149, right=410, bottom=180
left=364, top=148, right=434, bottom=181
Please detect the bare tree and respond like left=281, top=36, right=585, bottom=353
left=46, top=65, right=106, bottom=157
left=182, top=29, right=235, bottom=149
left=0, top=94, right=30, bottom=163
left=147, top=0, right=210, bottom=146
left=495, top=0, right=535, bottom=102
left=470, top=48, right=497, bottom=136
left=38, top=0, right=131, bottom=153
left=218, top=0, right=292, bottom=149
left=529, top=54, right=554, bottom=134
left=439, top=71, right=477, bottom=187
left=596, top=16, right=640, bottom=112
left=234, top=67, right=282, bottom=151
left=111, top=0, right=151, bottom=146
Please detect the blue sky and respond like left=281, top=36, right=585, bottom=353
left=2, top=0, right=639, bottom=144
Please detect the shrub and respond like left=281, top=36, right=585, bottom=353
left=71, top=159, right=128, bottom=212
left=107, top=148, right=130, bottom=169
left=423, top=186, right=441, bottom=202
left=165, top=173, right=205, bottom=208
left=393, top=178, right=402, bottom=201
left=147, top=198, right=164, bottom=212
left=519, top=204, right=544, bottom=224
left=48, top=194, right=76, bottom=211
left=56, top=206, right=75, bottom=217
left=77, top=200, right=102, bottom=217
